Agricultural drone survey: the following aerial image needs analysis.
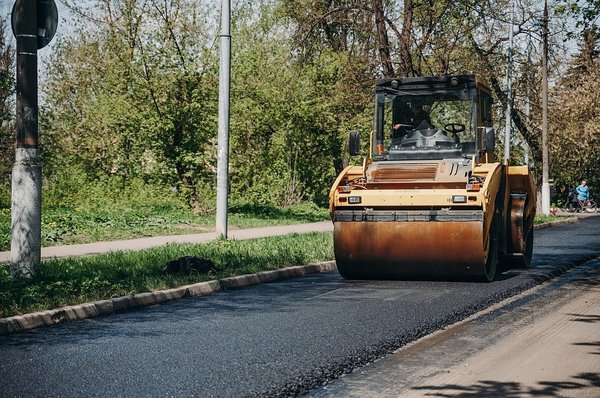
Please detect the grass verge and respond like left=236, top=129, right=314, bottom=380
left=534, top=214, right=576, bottom=224
left=0, top=202, right=329, bottom=251
left=0, top=232, right=334, bottom=318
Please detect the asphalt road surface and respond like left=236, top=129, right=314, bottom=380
left=1, top=217, right=599, bottom=397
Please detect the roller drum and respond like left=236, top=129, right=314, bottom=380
left=334, top=219, right=490, bottom=280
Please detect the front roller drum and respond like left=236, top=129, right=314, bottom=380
left=334, top=220, right=496, bottom=281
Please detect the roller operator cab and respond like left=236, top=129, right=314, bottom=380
left=330, top=75, right=536, bottom=281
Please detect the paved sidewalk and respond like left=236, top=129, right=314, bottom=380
left=0, top=221, right=333, bottom=263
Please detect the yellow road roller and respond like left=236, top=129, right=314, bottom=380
left=329, top=75, right=536, bottom=281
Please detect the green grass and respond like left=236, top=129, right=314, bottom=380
left=0, top=202, right=329, bottom=251
left=534, top=214, right=574, bottom=225
left=0, top=232, right=334, bottom=318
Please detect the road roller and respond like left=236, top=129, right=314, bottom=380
left=329, top=75, right=536, bottom=281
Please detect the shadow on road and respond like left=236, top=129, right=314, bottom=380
left=411, top=372, right=600, bottom=397
left=573, top=341, right=600, bottom=355
left=568, top=314, right=600, bottom=323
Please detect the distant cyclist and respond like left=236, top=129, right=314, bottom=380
left=575, top=180, right=590, bottom=211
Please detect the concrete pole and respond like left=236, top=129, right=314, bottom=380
left=216, top=0, right=231, bottom=238
left=524, top=43, right=533, bottom=166
left=504, top=0, right=515, bottom=163
left=524, top=91, right=530, bottom=165
left=11, top=0, right=41, bottom=278
left=541, top=1, right=551, bottom=215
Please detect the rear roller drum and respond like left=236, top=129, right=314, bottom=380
left=482, top=210, right=500, bottom=282
left=509, top=227, right=534, bottom=268
left=504, top=193, right=534, bottom=269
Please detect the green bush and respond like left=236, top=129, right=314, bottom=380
left=43, top=167, right=88, bottom=208
left=44, top=171, right=186, bottom=211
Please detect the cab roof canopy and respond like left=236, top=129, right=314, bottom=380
left=376, top=75, right=491, bottom=96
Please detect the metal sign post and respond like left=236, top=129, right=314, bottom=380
left=10, top=0, right=58, bottom=278
left=216, top=0, right=231, bottom=238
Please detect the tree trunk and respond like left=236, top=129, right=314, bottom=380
left=373, top=0, right=395, bottom=78
left=398, top=0, right=414, bottom=77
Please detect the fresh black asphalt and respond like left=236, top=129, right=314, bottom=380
left=0, top=217, right=599, bottom=397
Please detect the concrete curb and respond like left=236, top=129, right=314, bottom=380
left=0, top=261, right=336, bottom=336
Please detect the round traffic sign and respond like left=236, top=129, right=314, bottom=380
left=11, top=0, right=59, bottom=50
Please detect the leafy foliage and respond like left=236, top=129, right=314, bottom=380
left=549, top=29, right=600, bottom=196
left=43, top=1, right=219, bottom=209
left=40, top=1, right=375, bottom=208
left=556, top=0, right=600, bottom=34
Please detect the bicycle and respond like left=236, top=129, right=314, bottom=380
left=564, top=198, right=597, bottom=213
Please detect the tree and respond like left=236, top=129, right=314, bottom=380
left=549, top=29, right=600, bottom=197
left=229, top=2, right=372, bottom=206
left=36, top=0, right=599, bottom=209
left=281, top=0, right=553, bottom=159
left=43, top=0, right=219, bottom=209
left=556, top=0, right=600, bottom=36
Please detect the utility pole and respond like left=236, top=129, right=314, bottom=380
left=10, top=0, right=58, bottom=278
left=504, top=0, right=515, bottom=163
left=541, top=0, right=550, bottom=215
left=11, top=0, right=41, bottom=278
left=524, top=43, right=533, bottom=166
left=524, top=96, right=530, bottom=165
left=216, top=0, right=231, bottom=238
